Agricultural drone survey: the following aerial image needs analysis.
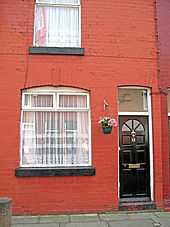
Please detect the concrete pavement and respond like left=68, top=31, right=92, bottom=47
left=12, top=211, right=170, bottom=227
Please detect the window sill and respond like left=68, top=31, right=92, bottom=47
left=29, top=47, right=84, bottom=56
left=15, top=166, right=95, bottom=177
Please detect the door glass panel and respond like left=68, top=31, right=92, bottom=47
left=118, top=88, right=148, bottom=112
left=134, top=120, right=140, bottom=129
left=124, top=120, right=132, bottom=129
left=136, top=135, right=145, bottom=144
left=136, top=124, right=144, bottom=131
left=122, top=124, right=131, bottom=131
left=122, top=119, right=145, bottom=144
left=122, top=135, right=131, bottom=145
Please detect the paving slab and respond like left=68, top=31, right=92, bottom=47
left=157, top=218, right=170, bottom=227
left=108, top=219, right=154, bottom=227
left=155, top=212, right=170, bottom=218
left=12, top=225, right=24, bottom=227
left=99, top=213, right=129, bottom=221
left=13, top=224, right=59, bottom=227
left=12, top=216, right=40, bottom=224
left=60, top=222, right=108, bottom=227
left=127, top=212, right=159, bottom=221
left=39, top=215, right=69, bottom=223
left=70, top=214, right=99, bottom=222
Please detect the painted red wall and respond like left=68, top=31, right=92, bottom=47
left=156, top=0, right=170, bottom=209
left=0, top=0, right=164, bottom=214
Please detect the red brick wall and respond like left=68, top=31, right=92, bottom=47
left=0, top=0, right=162, bottom=214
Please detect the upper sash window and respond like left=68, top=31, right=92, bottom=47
left=34, top=0, right=81, bottom=47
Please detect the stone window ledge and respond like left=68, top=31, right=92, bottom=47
left=15, top=166, right=95, bottom=177
left=29, top=47, right=84, bottom=55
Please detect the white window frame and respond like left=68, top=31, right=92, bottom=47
left=20, top=87, right=91, bottom=168
left=33, top=0, right=81, bottom=47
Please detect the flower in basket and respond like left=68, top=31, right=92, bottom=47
left=98, top=116, right=117, bottom=128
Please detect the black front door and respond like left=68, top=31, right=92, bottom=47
left=119, top=116, right=150, bottom=198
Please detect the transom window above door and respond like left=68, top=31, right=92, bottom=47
left=34, top=0, right=81, bottom=47
left=118, top=88, right=149, bottom=113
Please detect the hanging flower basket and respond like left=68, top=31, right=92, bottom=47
left=102, top=126, right=113, bottom=134
left=98, top=116, right=117, bottom=135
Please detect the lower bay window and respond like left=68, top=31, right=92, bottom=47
left=15, top=87, right=95, bottom=177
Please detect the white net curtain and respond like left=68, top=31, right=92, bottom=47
left=21, top=91, right=90, bottom=167
left=35, top=0, right=80, bottom=47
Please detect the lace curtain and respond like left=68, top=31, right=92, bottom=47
left=35, top=0, right=80, bottom=47
left=22, top=94, right=89, bottom=166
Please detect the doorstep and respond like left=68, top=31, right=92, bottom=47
left=119, top=197, right=156, bottom=211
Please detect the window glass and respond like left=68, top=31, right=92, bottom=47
left=118, top=88, right=148, bottom=112
left=24, top=94, right=53, bottom=107
left=59, top=95, right=87, bottom=108
left=21, top=88, right=90, bottom=167
left=34, top=0, right=80, bottom=47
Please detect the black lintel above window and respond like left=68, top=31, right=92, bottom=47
left=29, top=47, right=84, bottom=56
